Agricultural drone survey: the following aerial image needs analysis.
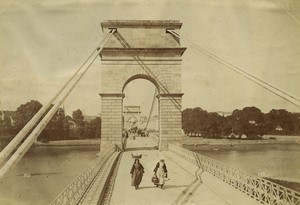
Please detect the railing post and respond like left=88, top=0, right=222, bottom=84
left=270, top=183, right=274, bottom=205
left=283, top=189, right=287, bottom=204
left=258, top=178, right=262, bottom=203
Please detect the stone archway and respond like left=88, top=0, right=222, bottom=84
left=99, top=20, right=186, bottom=150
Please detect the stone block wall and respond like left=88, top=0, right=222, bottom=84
left=99, top=20, right=186, bottom=151
left=100, top=62, right=182, bottom=94
left=158, top=94, right=183, bottom=150
left=99, top=94, right=124, bottom=149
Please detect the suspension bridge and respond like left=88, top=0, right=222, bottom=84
left=0, top=20, right=300, bottom=205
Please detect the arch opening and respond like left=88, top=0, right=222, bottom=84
left=122, top=78, right=159, bottom=151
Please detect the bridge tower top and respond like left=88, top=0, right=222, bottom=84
left=100, top=20, right=185, bottom=53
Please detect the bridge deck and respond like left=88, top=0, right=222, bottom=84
left=107, top=137, right=261, bottom=205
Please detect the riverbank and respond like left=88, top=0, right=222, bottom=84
left=181, top=135, right=300, bottom=151
left=183, top=141, right=300, bottom=193
left=34, top=139, right=101, bottom=146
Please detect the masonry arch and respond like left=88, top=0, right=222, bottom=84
left=122, top=74, right=160, bottom=94
left=99, top=20, right=186, bottom=150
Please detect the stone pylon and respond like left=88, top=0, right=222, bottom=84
left=99, top=20, right=186, bottom=150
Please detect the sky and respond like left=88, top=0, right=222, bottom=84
left=0, top=0, right=300, bottom=116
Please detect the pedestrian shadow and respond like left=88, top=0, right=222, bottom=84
left=139, top=185, right=157, bottom=190
left=139, top=184, right=188, bottom=190
left=164, top=184, right=189, bottom=189
left=125, top=146, right=158, bottom=151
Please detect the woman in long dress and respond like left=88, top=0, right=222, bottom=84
left=153, top=159, right=168, bottom=189
left=130, top=159, right=145, bottom=189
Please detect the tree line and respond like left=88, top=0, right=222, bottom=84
left=0, top=100, right=101, bottom=141
left=182, top=107, right=300, bottom=139
left=2, top=100, right=300, bottom=141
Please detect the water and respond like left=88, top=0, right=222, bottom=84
left=187, top=143, right=300, bottom=183
left=1, top=143, right=299, bottom=204
left=0, top=145, right=99, bottom=205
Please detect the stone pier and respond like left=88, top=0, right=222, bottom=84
left=99, top=20, right=186, bottom=150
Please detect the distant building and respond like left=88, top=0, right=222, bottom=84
left=83, top=115, right=98, bottom=122
left=216, top=111, right=232, bottom=117
left=0, top=110, right=16, bottom=126
left=68, top=121, right=76, bottom=129
left=275, top=125, right=283, bottom=131
left=241, top=134, right=247, bottom=139
left=248, top=120, right=256, bottom=125
left=66, top=116, right=76, bottom=129
left=228, top=133, right=239, bottom=139
left=10, top=116, right=15, bottom=126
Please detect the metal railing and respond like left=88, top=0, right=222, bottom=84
left=169, top=144, right=300, bottom=205
left=50, top=145, right=118, bottom=205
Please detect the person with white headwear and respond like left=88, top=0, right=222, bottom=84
left=153, top=159, right=168, bottom=189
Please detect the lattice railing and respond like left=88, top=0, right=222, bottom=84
left=169, top=144, right=300, bottom=205
left=50, top=145, right=118, bottom=205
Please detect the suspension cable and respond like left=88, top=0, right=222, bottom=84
left=112, top=32, right=183, bottom=113
left=145, top=88, right=157, bottom=130
left=0, top=30, right=113, bottom=165
left=273, top=0, right=300, bottom=26
left=0, top=29, right=116, bottom=178
left=167, top=29, right=300, bottom=109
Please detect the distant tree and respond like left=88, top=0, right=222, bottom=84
left=72, top=109, right=84, bottom=127
left=182, top=106, right=300, bottom=139
left=265, top=109, right=300, bottom=135
left=14, top=100, right=42, bottom=131
left=206, top=112, right=226, bottom=138
left=182, top=108, right=193, bottom=135
left=182, top=107, right=225, bottom=138
left=231, top=107, right=266, bottom=138
left=83, top=117, right=101, bottom=139
left=72, top=109, right=84, bottom=138
left=39, top=108, right=69, bottom=141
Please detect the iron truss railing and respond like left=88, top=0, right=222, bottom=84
left=169, top=144, right=300, bottom=205
left=50, top=145, right=119, bottom=205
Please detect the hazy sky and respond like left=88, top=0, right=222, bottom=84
left=0, top=0, right=300, bottom=116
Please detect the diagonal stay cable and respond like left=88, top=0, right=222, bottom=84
left=0, top=30, right=113, bottom=165
left=134, top=57, right=183, bottom=112
left=113, top=32, right=182, bottom=113
left=272, top=0, right=300, bottom=26
left=145, top=88, right=157, bottom=130
left=0, top=29, right=116, bottom=178
left=167, top=29, right=300, bottom=109
left=167, top=29, right=300, bottom=103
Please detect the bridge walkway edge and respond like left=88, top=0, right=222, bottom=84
left=164, top=151, right=261, bottom=205
left=78, top=150, right=121, bottom=205
left=106, top=138, right=261, bottom=205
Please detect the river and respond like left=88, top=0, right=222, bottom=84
left=1, top=143, right=299, bottom=204
left=185, top=143, right=300, bottom=183
left=0, top=145, right=99, bottom=205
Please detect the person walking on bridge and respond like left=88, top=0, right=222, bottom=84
left=153, top=159, right=168, bottom=189
left=130, top=158, right=145, bottom=190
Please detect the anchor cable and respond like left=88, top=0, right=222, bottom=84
left=0, top=30, right=113, bottom=165
left=0, top=29, right=116, bottom=178
left=167, top=29, right=300, bottom=109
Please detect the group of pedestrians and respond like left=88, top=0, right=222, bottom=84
left=130, top=156, right=168, bottom=190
